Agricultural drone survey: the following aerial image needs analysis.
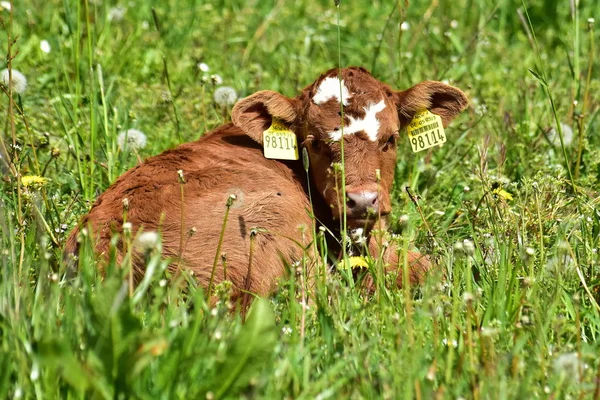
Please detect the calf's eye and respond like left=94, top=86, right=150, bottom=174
left=382, top=133, right=398, bottom=151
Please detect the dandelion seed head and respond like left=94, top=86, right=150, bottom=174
left=197, top=62, right=209, bottom=72
left=0, top=1, right=11, bottom=11
left=117, top=129, right=147, bottom=151
left=135, top=231, right=160, bottom=252
left=462, top=292, right=474, bottom=304
left=40, top=40, right=51, bottom=54
left=553, top=353, right=583, bottom=380
left=462, top=239, right=475, bottom=255
left=1, top=68, right=28, bottom=94
left=123, top=222, right=132, bottom=232
left=450, top=20, right=459, bottom=29
left=400, top=21, right=410, bottom=31
left=547, top=123, right=573, bottom=147
left=108, top=6, right=126, bottom=22
left=214, top=86, right=237, bottom=108
left=210, top=74, right=223, bottom=85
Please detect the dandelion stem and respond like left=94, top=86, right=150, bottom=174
left=208, top=195, right=235, bottom=295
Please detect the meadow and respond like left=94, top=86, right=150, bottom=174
left=1, top=0, right=599, bottom=398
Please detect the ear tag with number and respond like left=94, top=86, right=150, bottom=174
left=262, top=118, right=299, bottom=160
left=406, top=110, right=446, bottom=153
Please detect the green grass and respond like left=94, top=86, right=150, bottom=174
left=1, top=0, right=600, bottom=398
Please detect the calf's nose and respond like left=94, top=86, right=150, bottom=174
left=346, top=191, right=379, bottom=216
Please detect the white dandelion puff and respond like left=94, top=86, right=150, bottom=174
left=1, top=68, right=28, bottom=94
left=40, top=40, right=51, bottom=54
left=462, top=239, right=475, bottom=256
left=108, top=6, right=126, bottom=22
left=0, top=1, right=11, bottom=11
left=135, top=231, right=160, bottom=252
left=210, top=74, right=223, bottom=85
left=213, top=86, right=237, bottom=108
left=547, top=123, right=573, bottom=147
left=117, top=129, right=147, bottom=151
left=553, top=353, right=583, bottom=381
left=197, top=62, right=209, bottom=72
left=400, top=21, right=410, bottom=31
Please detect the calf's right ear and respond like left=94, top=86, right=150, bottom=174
left=232, top=91, right=298, bottom=144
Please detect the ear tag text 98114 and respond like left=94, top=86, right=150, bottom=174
left=406, top=110, right=446, bottom=153
left=262, top=118, right=299, bottom=160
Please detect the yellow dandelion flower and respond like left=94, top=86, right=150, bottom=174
left=349, top=256, right=370, bottom=269
left=21, top=175, right=49, bottom=187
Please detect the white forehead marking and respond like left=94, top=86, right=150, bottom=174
left=312, top=77, right=351, bottom=106
left=328, top=100, right=386, bottom=142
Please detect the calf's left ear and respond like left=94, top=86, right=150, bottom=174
left=394, top=81, right=468, bottom=128
left=232, top=90, right=298, bottom=144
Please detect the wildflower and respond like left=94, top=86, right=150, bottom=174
left=453, top=241, right=464, bottom=252
left=282, top=326, right=292, bottom=335
left=135, top=231, right=160, bottom=252
left=400, top=21, right=410, bottom=31
left=450, top=20, right=459, bottom=29
left=21, top=175, right=49, bottom=187
left=30, top=362, right=40, bottom=381
left=123, top=222, right=132, bottom=233
left=350, top=228, right=367, bottom=246
left=462, top=292, right=474, bottom=304
left=214, top=330, right=222, bottom=340
left=108, top=6, right=126, bottom=22
left=553, top=353, right=583, bottom=380
left=463, top=185, right=470, bottom=192
left=492, top=183, right=513, bottom=201
left=547, top=123, right=573, bottom=147
left=349, top=256, right=369, bottom=269
left=0, top=1, right=11, bottom=11
left=475, top=103, right=488, bottom=116
left=159, top=279, right=167, bottom=287
left=213, top=86, right=237, bottom=108
left=398, top=214, right=410, bottom=229
left=1, top=68, right=28, bottom=94
left=40, top=40, right=51, bottom=54
left=210, top=74, right=223, bottom=85
left=462, top=239, right=475, bottom=256
left=117, top=128, right=147, bottom=151
left=197, top=62, right=209, bottom=72
left=160, top=90, right=172, bottom=102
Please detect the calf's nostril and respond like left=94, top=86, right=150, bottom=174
left=346, top=191, right=379, bottom=214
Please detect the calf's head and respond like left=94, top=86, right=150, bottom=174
left=232, top=67, right=467, bottom=230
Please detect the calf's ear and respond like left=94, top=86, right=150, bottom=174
left=394, top=81, right=468, bottom=128
left=232, top=90, right=298, bottom=144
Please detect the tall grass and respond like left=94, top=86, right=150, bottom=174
left=1, top=0, right=599, bottom=398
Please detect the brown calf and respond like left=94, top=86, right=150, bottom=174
left=65, top=67, right=468, bottom=299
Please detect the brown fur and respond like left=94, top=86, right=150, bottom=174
left=65, top=67, right=468, bottom=299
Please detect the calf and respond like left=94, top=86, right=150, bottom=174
left=65, top=67, right=467, bottom=299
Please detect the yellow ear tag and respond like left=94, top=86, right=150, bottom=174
left=262, top=119, right=299, bottom=160
left=406, top=110, right=446, bottom=153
